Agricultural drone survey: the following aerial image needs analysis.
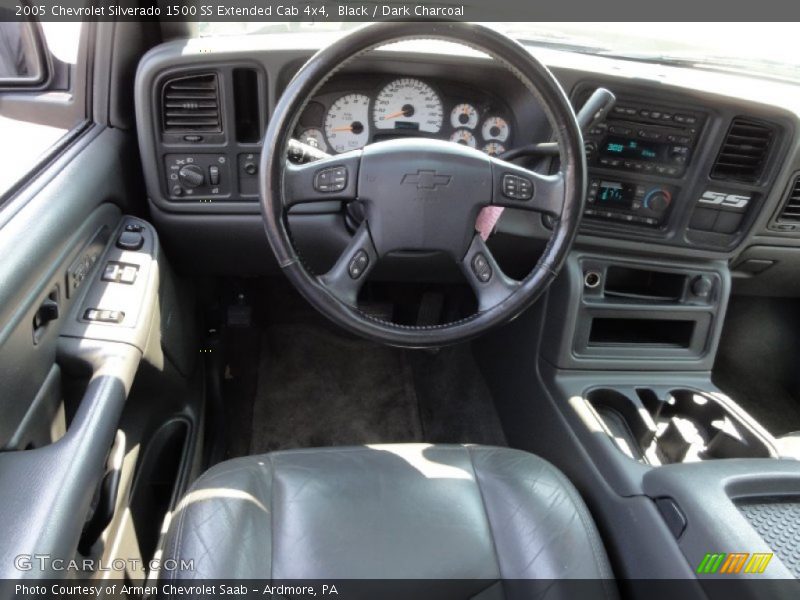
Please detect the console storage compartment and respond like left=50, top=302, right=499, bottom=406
left=588, top=317, right=696, bottom=348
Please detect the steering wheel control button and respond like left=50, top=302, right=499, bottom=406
left=348, top=249, right=370, bottom=279
left=502, top=174, right=533, bottom=201
left=117, top=231, right=144, bottom=251
left=314, top=166, right=348, bottom=193
left=471, top=253, right=493, bottom=283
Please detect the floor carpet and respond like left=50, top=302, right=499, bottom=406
left=249, top=322, right=506, bottom=454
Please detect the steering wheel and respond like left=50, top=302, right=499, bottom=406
left=260, top=22, right=586, bottom=348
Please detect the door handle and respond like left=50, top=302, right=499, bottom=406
left=32, top=288, right=60, bottom=345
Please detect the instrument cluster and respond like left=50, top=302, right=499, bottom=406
left=295, top=76, right=514, bottom=157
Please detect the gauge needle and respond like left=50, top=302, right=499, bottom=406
left=381, top=109, right=409, bottom=121
left=331, top=126, right=353, bottom=132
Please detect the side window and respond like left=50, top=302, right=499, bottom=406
left=0, top=14, right=85, bottom=199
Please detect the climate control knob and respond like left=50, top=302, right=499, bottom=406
left=644, top=188, right=672, bottom=213
left=178, top=164, right=205, bottom=188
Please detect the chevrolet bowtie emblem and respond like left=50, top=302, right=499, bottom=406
left=401, top=170, right=452, bottom=190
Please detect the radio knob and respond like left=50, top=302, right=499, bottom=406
left=644, top=189, right=671, bottom=213
left=178, top=164, right=205, bottom=188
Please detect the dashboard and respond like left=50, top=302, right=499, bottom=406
left=294, top=75, right=514, bottom=157
left=134, top=35, right=800, bottom=282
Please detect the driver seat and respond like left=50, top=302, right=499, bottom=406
left=162, top=444, right=616, bottom=592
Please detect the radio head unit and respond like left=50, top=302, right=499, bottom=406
left=583, top=100, right=705, bottom=178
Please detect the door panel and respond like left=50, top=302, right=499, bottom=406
left=0, top=129, right=134, bottom=447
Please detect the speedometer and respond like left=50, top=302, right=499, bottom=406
left=373, top=78, right=443, bottom=133
left=324, top=94, right=371, bottom=154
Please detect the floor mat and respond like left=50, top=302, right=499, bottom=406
left=249, top=323, right=506, bottom=454
left=713, top=296, right=800, bottom=437
left=251, top=324, right=422, bottom=453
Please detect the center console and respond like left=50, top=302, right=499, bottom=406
left=477, top=244, right=800, bottom=593
left=523, top=250, right=800, bottom=593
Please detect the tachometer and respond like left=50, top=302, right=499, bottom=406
left=324, top=94, right=371, bottom=154
left=481, top=116, right=510, bottom=142
left=449, top=129, right=477, bottom=148
left=373, top=78, right=443, bottom=133
left=450, top=103, right=478, bottom=130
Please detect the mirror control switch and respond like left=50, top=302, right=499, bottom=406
left=117, top=231, right=144, bottom=251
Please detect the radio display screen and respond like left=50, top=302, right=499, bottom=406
left=601, top=136, right=666, bottom=162
left=596, top=180, right=637, bottom=209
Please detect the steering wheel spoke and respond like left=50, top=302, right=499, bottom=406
left=490, top=157, right=565, bottom=217
left=283, top=151, right=361, bottom=208
left=319, top=220, right=379, bottom=307
left=460, top=234, right=520, bottom=312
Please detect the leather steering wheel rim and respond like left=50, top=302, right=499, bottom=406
left=259, top=22, right=586, bottom=348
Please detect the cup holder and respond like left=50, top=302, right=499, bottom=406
left=585, top=387, right=771, bottom=465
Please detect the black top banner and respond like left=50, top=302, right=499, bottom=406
left=0, top=0, right=799, bottom=22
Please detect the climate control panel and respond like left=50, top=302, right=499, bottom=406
left=585, top=178, right=675, bottom=227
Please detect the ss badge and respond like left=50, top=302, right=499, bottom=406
left=698, top=190, right=751, bottom=210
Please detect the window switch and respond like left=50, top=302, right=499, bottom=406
left=102, top=263, right=121, bottom=282
left=120, top=265, right=138, bottom=284
left=102, top=262, right=138, bottom=284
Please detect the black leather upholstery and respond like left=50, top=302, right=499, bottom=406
left=163, top=445, right=615, bottom=591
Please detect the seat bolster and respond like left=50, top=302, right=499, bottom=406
left=467, top=447, right=616, bottom=582
left=162, top=456, right=274, bottom=580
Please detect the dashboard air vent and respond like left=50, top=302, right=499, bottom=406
left=777, top=176, right=800, bottom=223
left=162, top=73, right=221, bottom=133
left=711, top=118, right=774, bottom=183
